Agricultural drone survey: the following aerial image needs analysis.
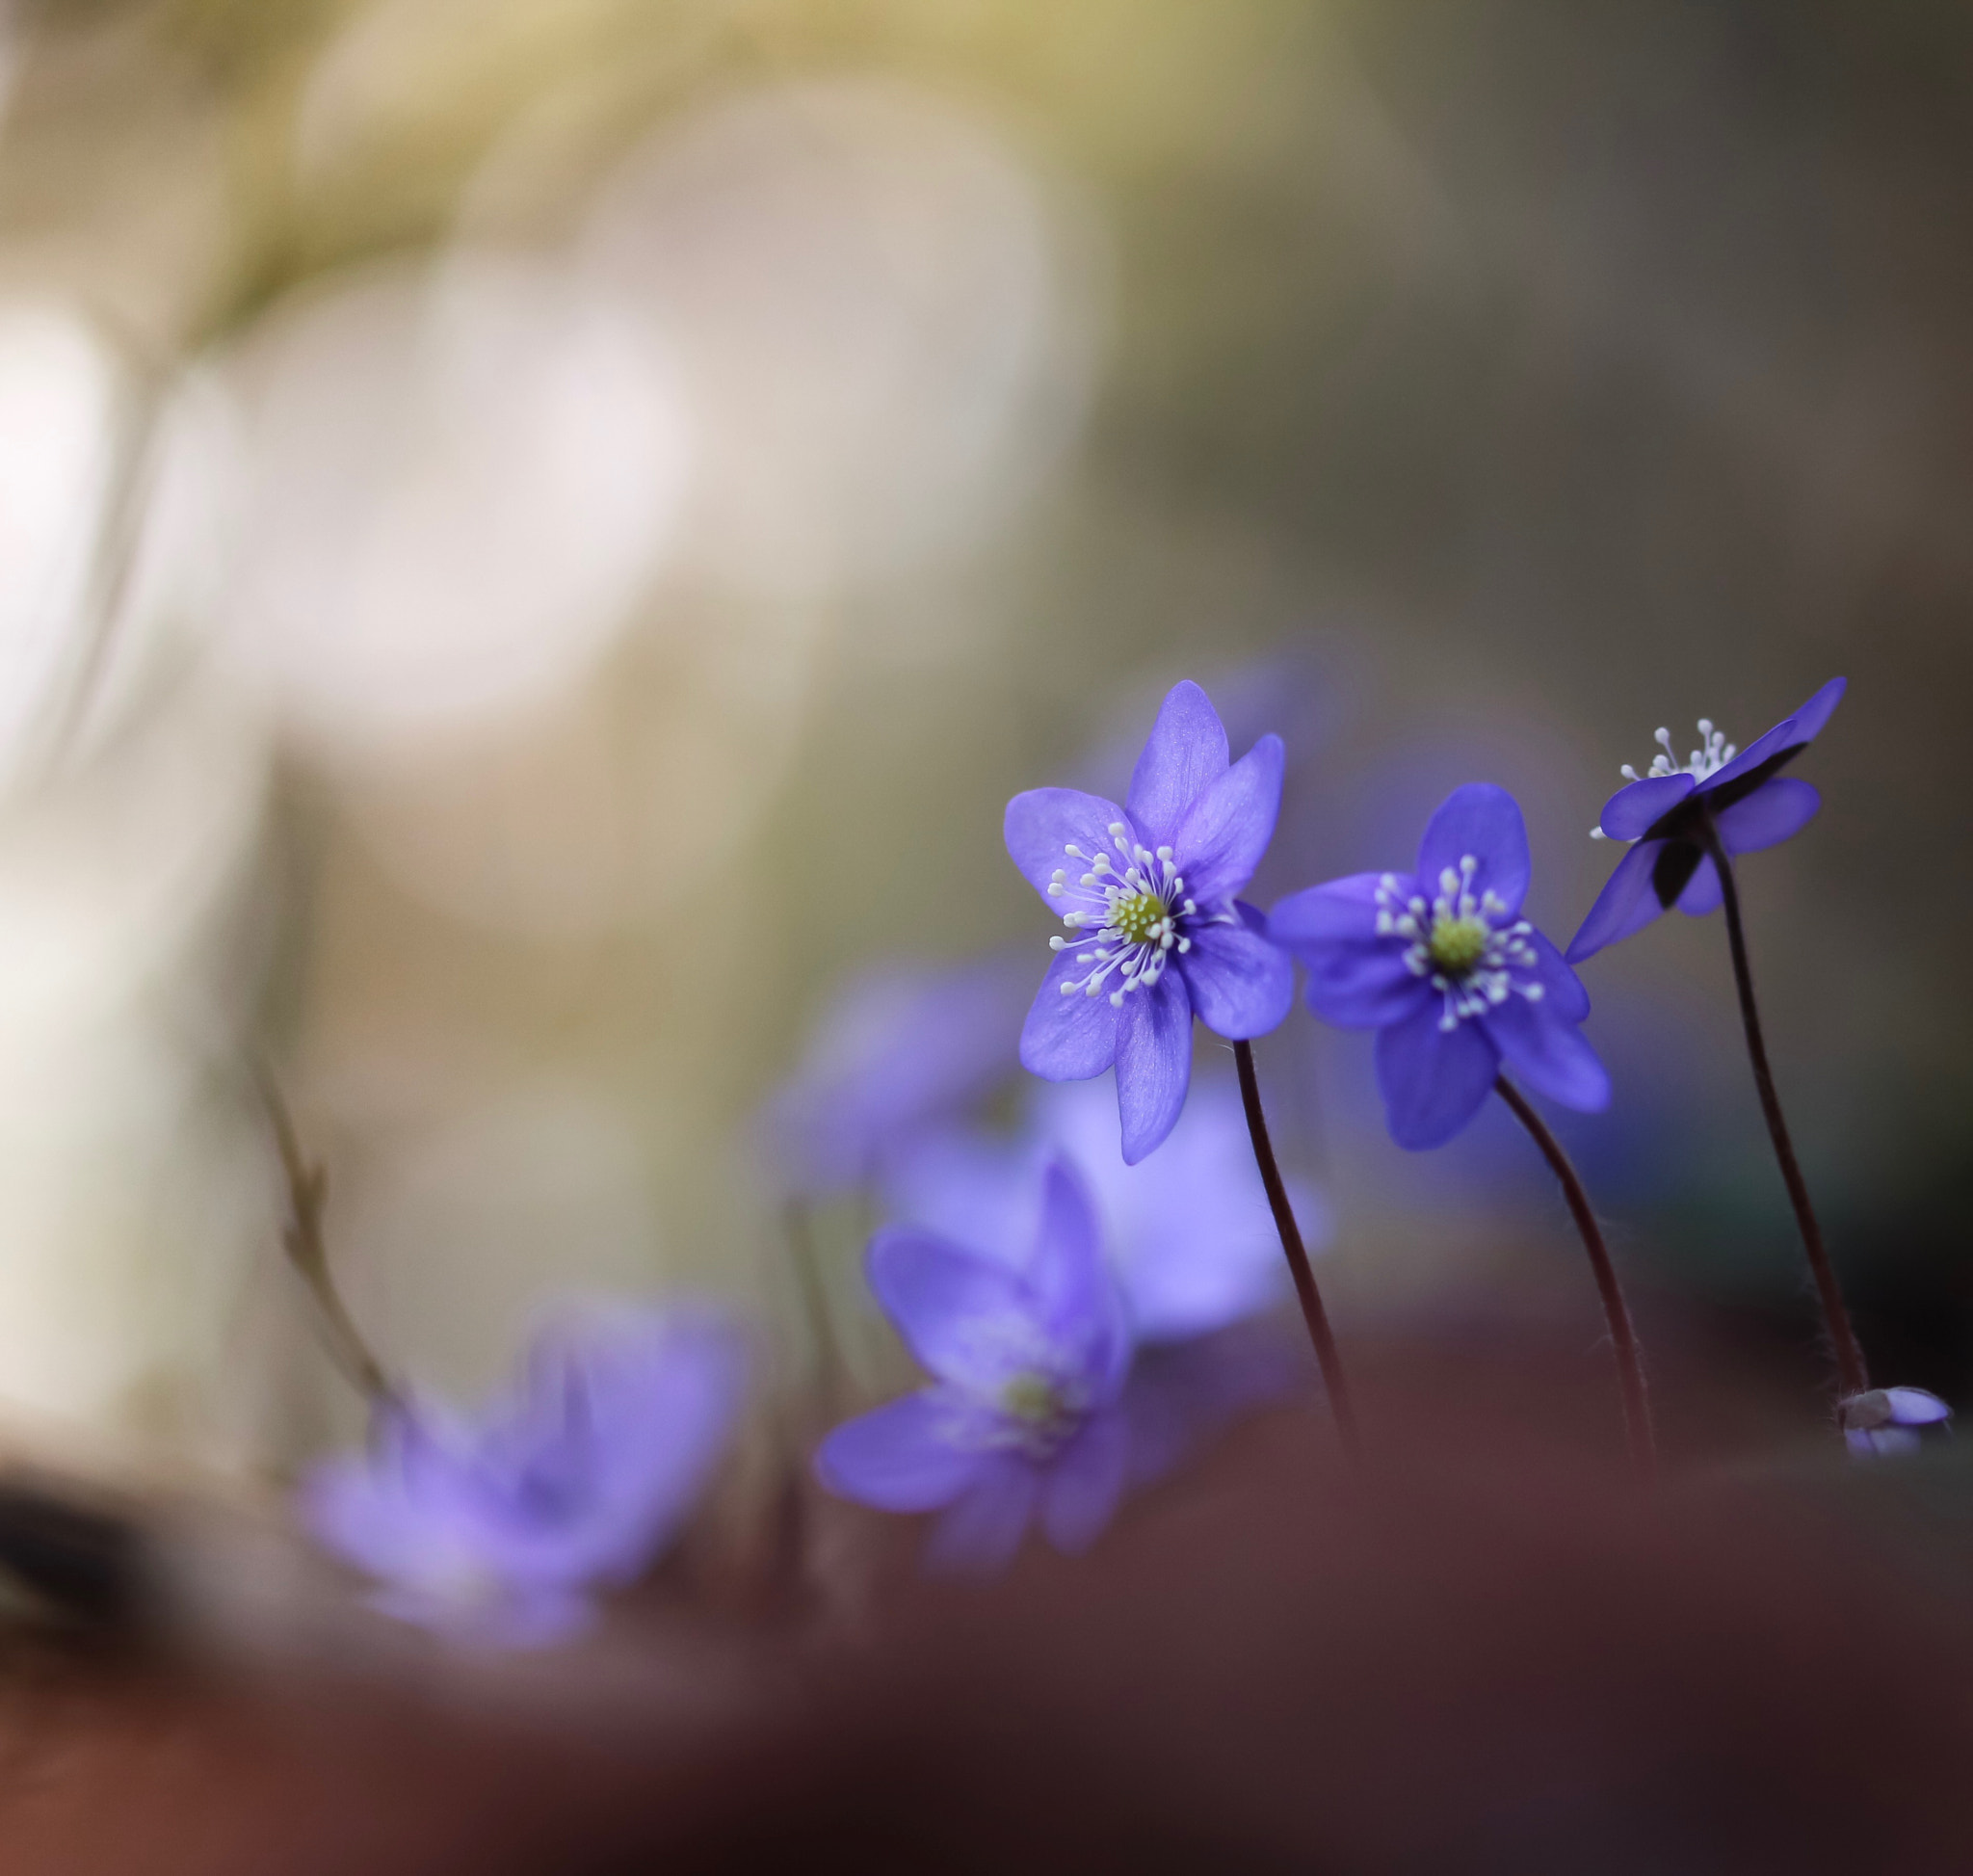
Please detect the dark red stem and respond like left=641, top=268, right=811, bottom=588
left=1697, top=814, right=1869, bottom=1402
left=1233, top=1040, right=1358, bottom=1457
left=1493, top=1076, right=1656, bottom=1483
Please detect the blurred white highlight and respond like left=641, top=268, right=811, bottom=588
left=216, top=254, right=692, bottom=753
left=0, top=304, right=124, bottom=788
left=584, top=76, right=1095, bottom=598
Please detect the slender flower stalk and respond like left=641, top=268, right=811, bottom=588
left=1492, top=1076, right=1655, bottom=1482
left=1232, top=1040, right=1356, bottom=1454
left=783, top=1198, right=848, bottom=1414
left=1696, top=812, right=1869, bottom=1399
left=1266, top=784, right=1631, bottom=1466
left=258, top=1070, right=400, bottom=1414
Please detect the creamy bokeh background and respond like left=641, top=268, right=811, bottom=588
left=0, top=0, right=1965, bottom=1473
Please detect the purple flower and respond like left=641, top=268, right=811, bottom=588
left=1567, top=678, right=1846, bottom=964
left=882, top=1074, right=1319, bottom=1343
left=760, top=953, right=1032, bottom=1198
left=1005, top=681, right=1295, bottom=1164
left=815, top=1161, right=1134, bottom=1572
left=303, top=1306, right=745, bottom=1645
left=1839, top=1387, right=1952, bottom=1459
left=1267, top=783, right=1609, bottom=1150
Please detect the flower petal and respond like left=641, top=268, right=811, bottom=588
left=924, top=1453, right=1039, bottom=1574
left=1566, top=840, right=1669, bottom=964
left=1415, top=783, right=1531, bottom=915
left=814, top=1393, right=987, bottom=1512
left=1267, top=875, right=1433, bottom=1029
left=1715, top=777, right=1821, bottom=855
left=1125, top=680, right=1230, bottom=847
left=1003, top=786, right=1132, bottom=902
left=1524, top=929, right=1590, bottom=1022
left=1703, top=676, right=1846, bottom=794
left=1595, top=772, right=1695, bottom=842
left=867, top=1228, right=1035, bottom=1390
left=1025, top=1159, right=1132, bottom=1395
left=1677, top=855, right=1723, bottom=916
left=1483, top=994, right=1611, bottom=1112
left=1848, top=1427, right=1921, bottom=1460
left=1181, top=915, right=1295, bottom=1041
left=1884, top=1387, right=1953, bottom=1427
left=1114, top=971, right=1194, bottom=1165
left=1039, top=1409, right=1131, bottom=1554
left=1019, top=949, right=1122, bottom=1081
left=1169, top=734, right=1283, bottom=906
left=1374, top=1000, right=1501, bottom=1149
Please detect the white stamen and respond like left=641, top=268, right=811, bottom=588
left=1039, top=825, right=1227, bottom=1005
left=1374, top=859, right=1545, bottom=1032
left=1597, top=712, right=1740, bottom=842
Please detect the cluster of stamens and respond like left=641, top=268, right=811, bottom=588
left=932, top=1321, right=1092, bottom=1459
left=1592, top=716, right=1737, bottom=839
left=1046, top=822, right=1204, bottom=1007
left=1376, top=856, right=1543, bottom=1033
left=993, top=1371, right=1087, bottom=1457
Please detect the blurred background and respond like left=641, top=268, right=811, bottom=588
left=0, top=0, right=1967, bottom=1481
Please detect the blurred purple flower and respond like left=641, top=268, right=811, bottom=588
left=1568, top=678, right=1845, bottom=964
left=1005, top=680, right=1294, bottom=1164
left=303, top=1306, right=745, bottom=1646
left=883, top=1074, right=1321, bottom=1343
left=1840, top=1386, right=1952, bottom=1459
left=815, top=1161, right=1135, bottom=1572
left=761, top=953, right=1031, bottom=1199
left=1267, top=783, right=1609, bottom=1150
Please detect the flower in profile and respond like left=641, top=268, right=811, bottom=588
left=1839, top=1387, right=1952, bottom=1459
left=1005, top=680, right=1294, bottom=1163
left=815, top=1161, right=1134, bottom=1572
left=882, top=1074, right=1317, bottom=1343
left=303, top=1306, right=746, bottom=1645
left=1567, top=678, right=1845, bottom=964
left=1266, top=783, right=1609, bottom=1149
left=759, top=952, right=1032, bottom=1199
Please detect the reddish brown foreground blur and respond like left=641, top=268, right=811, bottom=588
left=3, top=1339, right=1971, bottom=1875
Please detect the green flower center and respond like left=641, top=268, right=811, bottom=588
left=1427, top=912, right=1490, bottom=979
left=1002, top=1371, right=1086, bottom=1444
left=1001, top=1372, right=1064, bottom=1423
left=1109, top=888, right=1170, bottom=948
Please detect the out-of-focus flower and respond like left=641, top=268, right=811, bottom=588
left=1839, top=1387, right=1952, bottom=1459
left=816, top=1162, right=1133, bottom=1573
left=303, top=1306, right=745, bottom=1646
left=1568, top=678, right=1845, bottom=964
left=760, top=953, right=1032, bottom=1200
left=883, top=1074, right=1317, bottom=1342
left=1268, top=783, right=1608, bottom=1150
left=1005, top=680, right=1294, bottom=1164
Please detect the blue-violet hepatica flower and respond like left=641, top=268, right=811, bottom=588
left=1004, top=680, right=1293, bottom=1163
left=815, top=1160, right=1133, bottom=1573
left=1840, top=1387, right=1952, bottom=1459
left=882, top=1075, right=1311, bottom=1344
left=1267, top=783, right=1609, bottom=1150
left=303, top=1305, right=745, bottom=1646
left=760, top=953, right=1031, bottom=1200
left=1568, top=678, right=1845, bottom=964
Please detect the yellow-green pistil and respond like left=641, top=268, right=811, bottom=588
left=1427, top=912, right=1491, bottom=980
left=999, top=1371, right=1080, bottom=1451
left=1109, top=887, right=1170, bottom=948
